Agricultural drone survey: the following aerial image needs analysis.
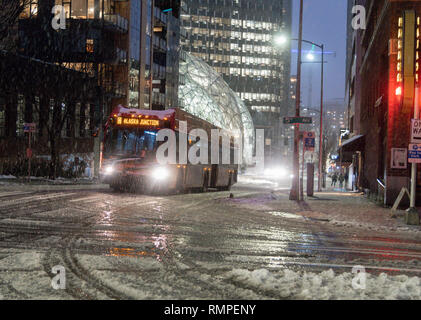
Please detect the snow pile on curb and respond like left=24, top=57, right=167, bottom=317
left=225, top=268, right=421, bottom=300
left=328, top=218, right=418, bottom=234
left=0, top=175, right=16, bottom=179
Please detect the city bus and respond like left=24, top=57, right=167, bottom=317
left=100, top=105, right=238, bottom=194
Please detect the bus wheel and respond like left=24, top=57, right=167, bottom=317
left=226, top=177, right=233, bottom=191
left=218, top=185, right=232, bottom=192
left=218, top=174, right=232, bottom=191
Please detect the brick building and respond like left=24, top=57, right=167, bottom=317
left=343, top=0, right=421, bottom=205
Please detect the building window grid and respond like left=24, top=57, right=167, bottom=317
left=52, top=0, right=115, bottom=20
left=183, top=1, right=289, bottom=115
left=21, top=0, right=38, bottom=18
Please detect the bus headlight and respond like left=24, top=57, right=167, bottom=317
left=152, top=167, right=169, bottom=181
left=104, top=166, right=114, bottom=175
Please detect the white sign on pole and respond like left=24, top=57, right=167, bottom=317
left=409, top=144, right=421, bottom=163
left=411, top=119, right=421, bottom=143
left=391, top=148, right=408, bottom=169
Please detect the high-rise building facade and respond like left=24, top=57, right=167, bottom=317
left=180, top=0, right=292, bottom=163
left=17, top=0, right=181, bottom=114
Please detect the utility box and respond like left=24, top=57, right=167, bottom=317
left=307, top=163, right=315, bottom=197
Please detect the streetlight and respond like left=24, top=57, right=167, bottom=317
left=289, top=0, right=304, bottom=201
left=306, top=53, right=315, bottom=61
left=275, top=36, right=325, bottom=195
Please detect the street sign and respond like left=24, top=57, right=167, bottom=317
left=303, top=131, right=316, bottom=152
left=283, top=117, right=312, bottom=124
left=409, top=144, right=421, bottom=163
left=23, top=123, right=36, bottom=133
left=391, top=148, right=408, bottom=169
left=411, top=119, right=421, bottom=143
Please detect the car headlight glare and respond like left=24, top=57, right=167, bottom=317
left=264, top=167, right=289, bottom=178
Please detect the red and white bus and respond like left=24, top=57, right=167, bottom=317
left=100, top=105, right=238, bottom=194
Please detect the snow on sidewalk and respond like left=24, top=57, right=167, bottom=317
left=224, top=268, right=421, bottom=300
left=265, top=191, right=421, bottom=235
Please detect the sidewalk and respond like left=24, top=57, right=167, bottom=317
left=267, top=189, right=421, bottom=236
left=0, top=175, right=97, bottom=186
left=0, top=176, right=109, bottom=192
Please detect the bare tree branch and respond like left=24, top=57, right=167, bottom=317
left=0, top=0, right=32, bottom=48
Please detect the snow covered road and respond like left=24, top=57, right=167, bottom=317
left=1, top=180, right=421, bottom=299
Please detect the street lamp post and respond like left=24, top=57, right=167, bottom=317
left=274, top=1, right=325, bottom=198
left=319, top=44, right=324, bottom=192
left=290, top=39, right=325, bottom=194
left=290, top=0, right=304, bottom=201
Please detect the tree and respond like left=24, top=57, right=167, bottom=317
left=29, top=64, right=96, bottom=180
left=0, top=0, right=31, bottom=49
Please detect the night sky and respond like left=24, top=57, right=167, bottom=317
left=291, top=0, right=348, bottom=109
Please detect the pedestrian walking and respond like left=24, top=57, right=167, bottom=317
left=339, top=173, right=345, bottom=189
left=331, top=173, right=338, bottom=187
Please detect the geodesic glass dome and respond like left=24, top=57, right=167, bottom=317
left=179, top=51, right=255, bottom=165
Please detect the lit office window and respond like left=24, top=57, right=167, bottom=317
left=21, top=0, right=38, bottom=18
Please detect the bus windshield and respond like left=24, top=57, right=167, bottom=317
left=104, top=127, right=158, bottom=159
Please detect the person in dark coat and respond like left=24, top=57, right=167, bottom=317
left=339, top=173, right=345, bottom=189
left=331, top=173, right=338, bottom=187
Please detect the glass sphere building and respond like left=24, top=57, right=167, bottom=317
left=179, top=51, right=255, bottom=165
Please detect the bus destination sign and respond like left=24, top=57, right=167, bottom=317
left=116, top=117, right=160, bottom=127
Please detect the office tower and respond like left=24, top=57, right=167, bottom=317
left=181, top=0, right=292, bottom=162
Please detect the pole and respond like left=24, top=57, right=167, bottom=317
left=301, top=140, right=305, bottom=199
left=28, top=131, right=31, bottom=183
left=290, top=0, right=304, bottom=201
left=410, top=86, right=419, bottom=209
left=323, top=136, right=327, bottom=188
left=318, top=44, right=324, bottom=192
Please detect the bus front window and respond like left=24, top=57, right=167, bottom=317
left=104, top=127, right=158, bottom=158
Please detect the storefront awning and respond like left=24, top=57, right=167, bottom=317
left=339, top=135, right=365, bottom=153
